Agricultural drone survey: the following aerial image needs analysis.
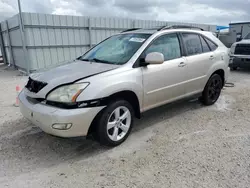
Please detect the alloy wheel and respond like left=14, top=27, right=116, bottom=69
left=208, top=77, right=222, bottom=102
left=107, top=106, right=131, bottom=142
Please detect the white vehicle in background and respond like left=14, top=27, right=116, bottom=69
left=19, top=25, right=229, bottom=146
left=230, top=33, right=250, bottom=70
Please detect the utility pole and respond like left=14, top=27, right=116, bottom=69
left=17, top=0, right=30, bottom=75
left=17, top=0, right=23, bottom=30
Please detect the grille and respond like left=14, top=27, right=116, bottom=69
left=235, top=44, right=250, bottom=55
left=25, top=77, right=47, bottom=93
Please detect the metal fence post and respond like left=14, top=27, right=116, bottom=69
left=0, top=24, right=8, bottom=64
left=131, top=20, right=135, bottom=28
left=88, top=17, right=92, bottom=48
left=5, top=21, right=15, bottom=67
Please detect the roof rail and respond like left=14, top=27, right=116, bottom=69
left=121, top=28, right=141, bottom=33
left=158, top=25, right=204, bottom=31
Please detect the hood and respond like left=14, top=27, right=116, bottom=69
left=26, top=60, right=119, bottom=98
left=31, top=60, right=118, bottom=84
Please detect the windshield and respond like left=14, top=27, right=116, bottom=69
left=79, top=33, right=151, bottom=65
left=244, top=33, right=250, bottom=39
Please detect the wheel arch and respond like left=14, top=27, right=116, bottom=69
left=87, top=90, right=141, bottom=136
left=211, top=69, right=225, bottom=86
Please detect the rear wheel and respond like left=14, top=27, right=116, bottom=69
left=201, top=74, right=223, bottom=106
left=96, top=100, right=134, bottom=146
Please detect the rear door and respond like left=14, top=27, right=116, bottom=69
left=180, top=32, right=217, bottom=94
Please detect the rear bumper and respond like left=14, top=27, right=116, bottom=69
left=19, top=90, right=105, bottom=137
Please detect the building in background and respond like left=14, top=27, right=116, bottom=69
left=230, top=22, right=250, bottom=42
left=216, top=25, right=231, bottom=48
left=218, top=22, right=250, bottom=48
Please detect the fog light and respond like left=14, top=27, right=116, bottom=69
left=52, top=123, right=72, bottom=130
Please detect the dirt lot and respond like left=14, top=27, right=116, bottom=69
left=0, top=64, right=250, bottom=188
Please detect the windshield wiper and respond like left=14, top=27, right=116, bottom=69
left=91, top=58, right=112, bottom=64
left=79, top=58, right=113, bottom=64
left=80, top=58, right=91, bottom=62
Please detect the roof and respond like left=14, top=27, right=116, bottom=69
left=122, top=25, right=205, bottom=34
left=229, top=22, right=250, bottom=26
left=124, top=29, right=156, bottom=34
left=122, top=29, right=211, bottom=37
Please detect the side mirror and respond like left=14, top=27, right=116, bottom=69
left=145, top=52, right=164, bottom=65
left=236, top=37, right=242, bottom=42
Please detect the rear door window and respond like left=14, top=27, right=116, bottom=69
left=182, top=33, right=203, bottom=56
left=199, top=36, right=211, bottom=53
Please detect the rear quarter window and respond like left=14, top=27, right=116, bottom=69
left=204, top=37, right=218, bottom=51
left=199, top=36, right=211, bottom=53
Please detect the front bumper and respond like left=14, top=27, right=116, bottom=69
left=225, top=67, right=230, bottom=84
left=229, top=55, right=250, bottom=68
left=19, top=90, right=105, bottom=137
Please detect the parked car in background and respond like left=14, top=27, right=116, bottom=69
left=19, top=26, right=230, bottom=146
left=0, top=56, right=3, bottom=63
left=229, top=33, right=250, bottom=70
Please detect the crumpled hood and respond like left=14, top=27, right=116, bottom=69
left=31, top=60, right=118, bottom=83
left=26, top=60, right=118, bottom=98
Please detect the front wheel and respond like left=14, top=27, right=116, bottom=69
left=230, top=66, right=237, bottom=71
left=96, top=100, right=134, bottom=146
left=201, top=74, right=223, bottom=106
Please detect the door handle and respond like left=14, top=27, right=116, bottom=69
left=178, top=62, right=186, bottom=67
left=209, top=55, right=214, bottom=60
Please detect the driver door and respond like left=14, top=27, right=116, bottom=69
left=142, top=33, right=188, bottom=111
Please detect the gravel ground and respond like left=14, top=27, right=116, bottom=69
left=0, top=64, right=250, bottom=188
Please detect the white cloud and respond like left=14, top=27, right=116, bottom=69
left=0, top=0, right=249, bottom=25
left=0, top=0, right=17, bottom=21
left=0, top=1, right=15, bottom=13
left=155, top=3, right=247, bottom=24
left=52, top=8, right=82, bottom=16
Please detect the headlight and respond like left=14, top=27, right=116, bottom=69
left=230, top=44, right=236, bottom=55
left=47, top=83, right=89, bottom=103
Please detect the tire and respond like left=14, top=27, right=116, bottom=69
left=201, top=74, right=223, bottom=106
left=230, top=66, right=237, bottom=71
left=96, top=99, right=134, bottom=147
